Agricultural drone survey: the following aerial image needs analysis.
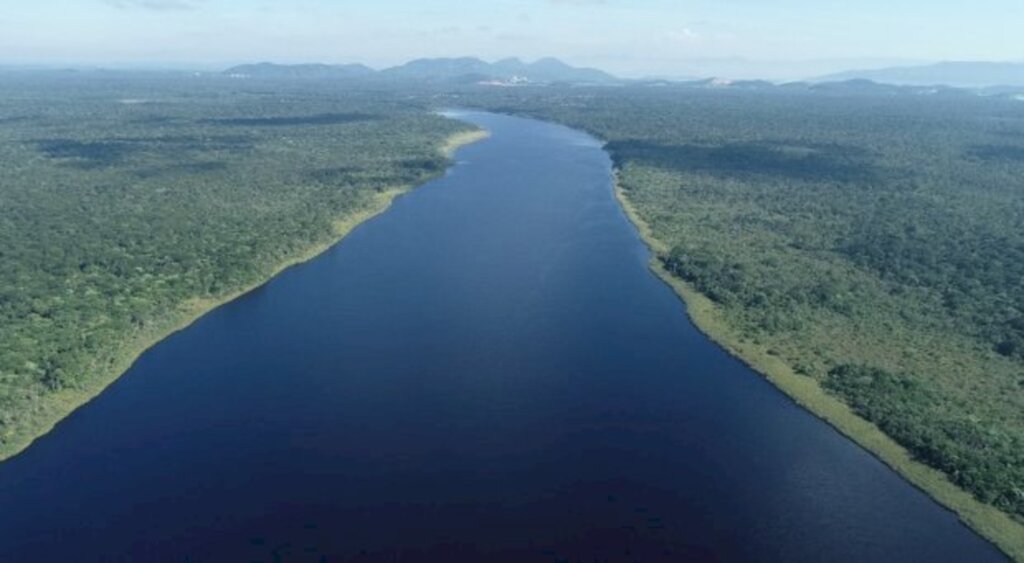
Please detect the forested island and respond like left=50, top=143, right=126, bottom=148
left=460, top=85, right=1024, bottom=556
left=0, top=72, right=480, bottom=462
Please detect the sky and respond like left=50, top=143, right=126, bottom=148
left=2, top=0, right=1023, bottom=79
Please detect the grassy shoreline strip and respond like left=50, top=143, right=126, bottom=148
left=612, top=175, right=1024, bottom=562
left=440, top=130, right=489, bottom=158
left=0, top=128, right=489, bottom=465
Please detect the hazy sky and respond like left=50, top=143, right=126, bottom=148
left=2, top=0, right=1022, bottom=78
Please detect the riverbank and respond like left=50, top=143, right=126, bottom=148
left=440, top=130, right=489, bottom=158
left=612, top=175, right=1024, bottom=561
left=0, top=128, right=489, bottom=465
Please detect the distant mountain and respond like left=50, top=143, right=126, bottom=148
left=808, top=79, right=911, bottom=94
left=380, top=57, right=618, bottom=84
left=633, top=76, right=992, bottom=100
left=514, top=57, right=618, bottom=83
left=377, top=57, right=491, bottom=82
left=223, top=58, right=618, bottom=84
left=680, top=78, right=776, bottom=90
left=224, top=62, right=376, bottom=79
left=787, top=79, right=976, bottom=98
left=818, top=61, right=1024, bottom=88
left=665, top=77, right=898, bottom=94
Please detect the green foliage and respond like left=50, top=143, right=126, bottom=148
left=465, top=85, right=1024, bottom=519
left=826, top=365, right=1024, bottom=515
left=0, top=72, right=468, bottom=451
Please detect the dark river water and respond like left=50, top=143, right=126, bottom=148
left=0, top=112, right=1005, bottom=562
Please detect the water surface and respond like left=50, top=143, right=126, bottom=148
left=0, top=112, right=1005, bottom=562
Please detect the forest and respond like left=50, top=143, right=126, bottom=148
left=460, top=85, right=1024, bottom=522
left=2, top=70, right=1022, bottom=551
left=0, top=72, right=470, bottom=459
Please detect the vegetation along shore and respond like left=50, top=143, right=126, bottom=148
left=0, top=74, right=486, bottom=463
left=460, top=85, right=1024, bottom=560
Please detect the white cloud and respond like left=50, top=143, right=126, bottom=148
left=668, top=28, right=702, bottom=43
left=103, top=0, right=202, bottom=11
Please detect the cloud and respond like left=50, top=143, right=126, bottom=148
left=668, top=28, right=702, bottom=44
left=548, top=0, right=607, bottom=5
left=496, top=32, right=537, bottom=42
left=102, top=0, right=202, bottom=11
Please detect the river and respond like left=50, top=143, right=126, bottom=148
left=0, top=111, right=1005, bottom=562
